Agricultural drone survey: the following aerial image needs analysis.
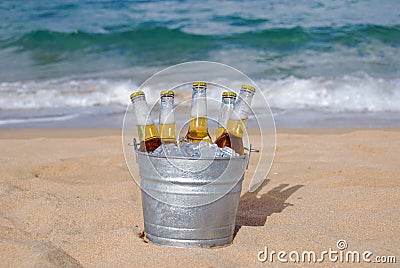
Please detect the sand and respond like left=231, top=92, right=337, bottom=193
left=0, top=128, right=399, bottom=267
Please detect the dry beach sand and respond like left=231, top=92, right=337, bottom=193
left=0, top=128, right=399, bottom=267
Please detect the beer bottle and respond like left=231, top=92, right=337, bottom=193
left=215, top=84, right=256, bottom=155
left=216, top=91, right=237, bottom=138
left=159, top=90, right=176, bottom=144
left=130, top=91, right=162, bottom=152
left=184, top=81, right=213, bottom=143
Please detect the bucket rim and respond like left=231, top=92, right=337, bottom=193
left=135, top=149, right=248, bottom=160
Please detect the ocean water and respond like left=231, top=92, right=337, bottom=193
left=0, top=0, right=399, bottom=128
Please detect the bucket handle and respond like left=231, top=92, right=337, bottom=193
left=128, top=138, right=141, bottom=160
left=244, top=144, right=259, bottom=169
left=128, top=138, right=140, bottom=149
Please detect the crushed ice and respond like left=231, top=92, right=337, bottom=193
left=149, top=141, right=239, bottom=158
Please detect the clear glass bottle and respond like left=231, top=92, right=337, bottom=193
left=216, top=91, right=237, bottom=138
left=130, top=91, right=161, bottom=152
left=215, top=84, right=256, bottom=155
left=159, top=90, right=176, bottom=144
left=184, top=81, right=213, bottom=143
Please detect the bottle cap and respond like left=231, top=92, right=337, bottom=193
left=160, top=90, right=175, bottom=97
left=222, top=91, right=237, bottom=98
left=192, top=81, right=207, bottom=88
left=130, top=91, right=145, bottom=100
left=241, top=84, right=256, bottom=93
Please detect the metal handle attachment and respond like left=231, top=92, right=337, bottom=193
left=244, top=144, right=260, bottom=158
left=128, top=138, right=140, bottom=157
left=244, top=144, right=260, bottom=169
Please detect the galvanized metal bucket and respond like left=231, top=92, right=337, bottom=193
left=134, top=142, right=257, bottom=248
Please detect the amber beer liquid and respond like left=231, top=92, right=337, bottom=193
left=186, top=116, right=212, bottom=143
left=159, top=123, right=176, bottom=143
left=130, top=91, right=162, bottom=152
left=215, top=84, right=256, bottom=155
left=159, top=90, right=176, bottom=144
left=216, top=91, right=237, bottom=138
left=184, top=82, right=213, bottom=143
left=136, top=124, right=162, bottom=152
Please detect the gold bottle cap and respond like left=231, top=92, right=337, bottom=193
left=160, top=90, right=175, bottom=97
left=130, top=91, right=145, bottom=100
left=192, top=81, right=207, bottom=88
left=241, top=84, right=256, bottom=92
left=222, top=91, right=237, bottom=98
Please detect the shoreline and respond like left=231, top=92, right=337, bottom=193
left=2, top=108, right=400, bottom=130
left=1, top=127, right=400, bottom=139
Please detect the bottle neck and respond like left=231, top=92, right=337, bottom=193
left=159, top=95, right=175, bottom=125
left=218, top=96, right=236, bottom=128
left=222, top=96, right=236, bottom=105
left=230, top=89, right=254, bottom=121
left=131, top=95, right=155, bottom=126
left=190, top=87, right=207, bottom=118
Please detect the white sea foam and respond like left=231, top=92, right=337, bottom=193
left=0, top=78, right=134, bottom=109
left=256, top=75, right=400, bottom=113
left=1, top=75, right=399, bottom=113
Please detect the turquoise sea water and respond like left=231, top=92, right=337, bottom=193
left=0, top=0, right=399, bottom=127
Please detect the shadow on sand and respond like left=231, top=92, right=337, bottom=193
left=234, top=180, right=304, bottom=236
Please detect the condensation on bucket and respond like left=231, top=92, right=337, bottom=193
left=136, top=150, right=249, bottom=248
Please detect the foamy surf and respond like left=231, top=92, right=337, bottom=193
left=1, top=75, right=399, bottom=113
